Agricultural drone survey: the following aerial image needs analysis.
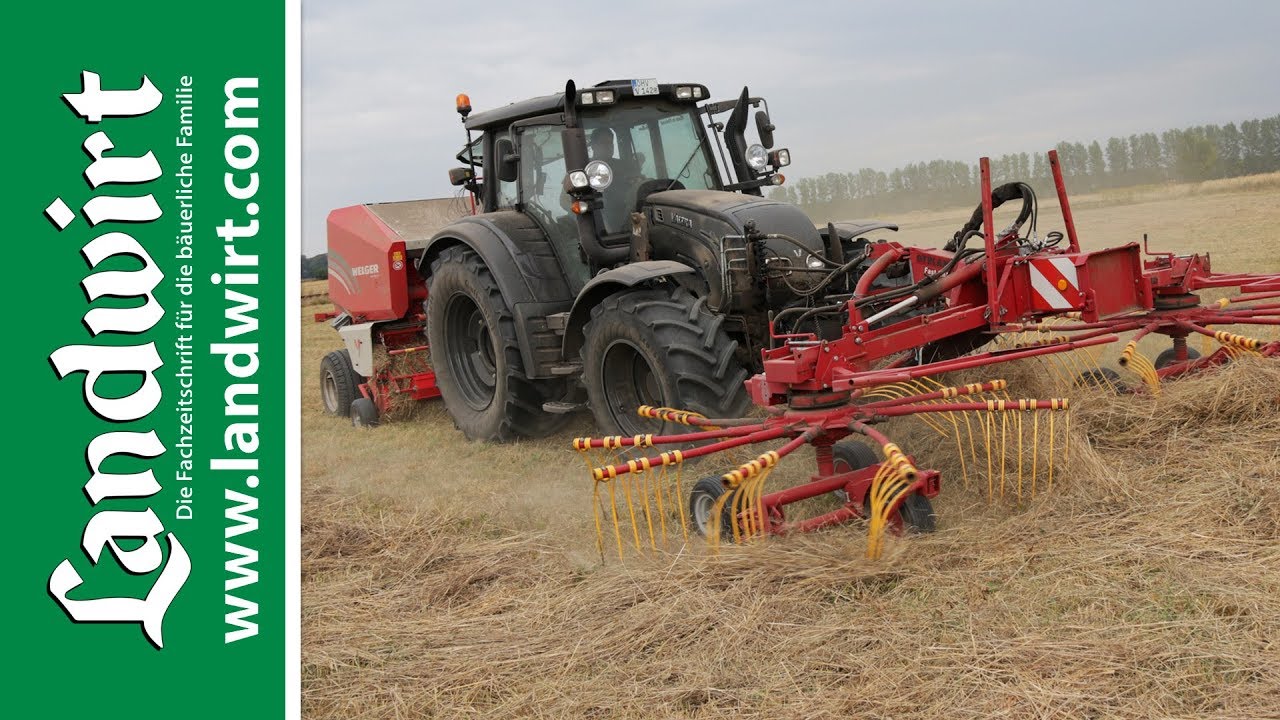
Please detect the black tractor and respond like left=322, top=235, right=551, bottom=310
left=423, top=79, right=891, bottom=441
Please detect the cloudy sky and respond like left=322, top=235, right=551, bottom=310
left=302, top=0, right=1279, bottom=254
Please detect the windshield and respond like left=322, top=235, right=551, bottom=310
left=582, top=101, right=720, bottom=233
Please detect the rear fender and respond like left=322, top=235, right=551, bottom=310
left=419, top=215, right=573, bottom=378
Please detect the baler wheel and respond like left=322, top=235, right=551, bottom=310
left=350, top=397, right=379, bottom=428
left=320, top=349, right=360, bottom=416
left=688, top=476, right=734, bottom=539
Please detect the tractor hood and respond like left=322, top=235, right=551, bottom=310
left=642, top=189, right=823, bottom=255
left=639, top=188, right=826, bottom=310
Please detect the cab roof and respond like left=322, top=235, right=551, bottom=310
left=464, top=80, right=710, bottom=131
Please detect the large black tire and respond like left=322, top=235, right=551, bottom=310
left=320, top=349, right=360, bottom=417
left=426, top=245, right=569, bottom=441
left=834, top=441, right=936, bottom=533
left=581, top=285, right=751, bottom=437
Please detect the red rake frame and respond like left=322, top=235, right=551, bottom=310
left=574, top=150, right=1280, bottom=560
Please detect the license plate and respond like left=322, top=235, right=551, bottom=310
left=632, top=78, right=659, bottom=96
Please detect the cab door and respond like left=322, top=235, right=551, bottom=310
left=516, top=124, right=590, bottom=291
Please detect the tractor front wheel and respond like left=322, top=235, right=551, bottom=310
left=581, top=285, right=750, bottom=437
left=427, top=246, right=568, bottom=441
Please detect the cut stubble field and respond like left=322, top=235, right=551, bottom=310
left=302, top=175, right=1280, bottom=718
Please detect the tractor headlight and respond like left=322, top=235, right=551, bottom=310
left=807, top=255, right=824, bottom=269
left=585, top=160, right=613, bottom=190
left=769, top=148, right=791, bottom=168
left=568, top=170, right=589, bottom=189
left=746, top=143, right=768, bottom=171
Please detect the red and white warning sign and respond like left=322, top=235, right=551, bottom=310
left=1028, top=256, right=1083, bottom=311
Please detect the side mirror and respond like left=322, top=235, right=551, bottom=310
left=755, top=110, right=775, bottom=149
left=494, top=138, right=518, bottom=183
left=447, top=167, right=473, bottom=187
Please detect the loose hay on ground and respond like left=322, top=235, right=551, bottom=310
left=303, top=361, right=1280, bottom=719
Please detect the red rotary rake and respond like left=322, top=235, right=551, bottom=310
left=573, top=151, right=1280, bottom=560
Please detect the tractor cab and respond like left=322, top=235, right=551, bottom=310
left=450, top=80, right=792, bottom=290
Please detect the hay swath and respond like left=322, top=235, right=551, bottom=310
left=574, top=151, right=1280, bottom=559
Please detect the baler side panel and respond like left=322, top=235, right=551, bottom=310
left=327, top=205, right=413, bottom=322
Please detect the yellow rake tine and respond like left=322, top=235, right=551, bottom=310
left=1031, top=410, right=1040, bottom=498
left=639, top=470, right=657, bottom=550
left=1047, top=411, right=1056, bottom=493
left=620, top=476, right=643, bottom=551
left=607, top=482, right=624, bottom=562
left=674, top=465, right=688, bottom=543
left=984, top=411, right=994, bottom=502
left=1064, top=405, right=1071, bottom=466
left=960, top=405, right=980, bottom=469
left=1016, top=410, right=1024, bottom=502
left=1000, top=410, right=1008, bottom=500
left=1082, top=346, right=1118, bottom=393
left=591, top=481, right=605, bottom=560
left=652, top=467, right=668, bottom=540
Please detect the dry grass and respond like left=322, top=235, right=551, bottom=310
left=302, top=180, right=1280, bottom=718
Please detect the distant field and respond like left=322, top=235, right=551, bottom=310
left=302, top=177, right=1280, bottom=718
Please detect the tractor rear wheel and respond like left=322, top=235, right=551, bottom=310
left=581, top=285, right=751, bottom=437
left=427, top=245, right=569, bottom=441
left=320, top=349, right=360, bottom=417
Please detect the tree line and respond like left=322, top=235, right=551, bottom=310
left=768, top=114, right=1280, bottom=218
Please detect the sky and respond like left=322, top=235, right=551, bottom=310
left=302, top=0, right=1280, bottom=254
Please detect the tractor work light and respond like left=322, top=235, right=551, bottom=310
left=585, top=160, right=613, bottom=190
left=675, top=86, right=693, bottom=99
left=746, top=143, right=768, bottom=171
left=568, top=170, right=589, bottom=189
left=595, top=90, right=616, bottom=104
left=769, top=148, right=791, bottom=168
